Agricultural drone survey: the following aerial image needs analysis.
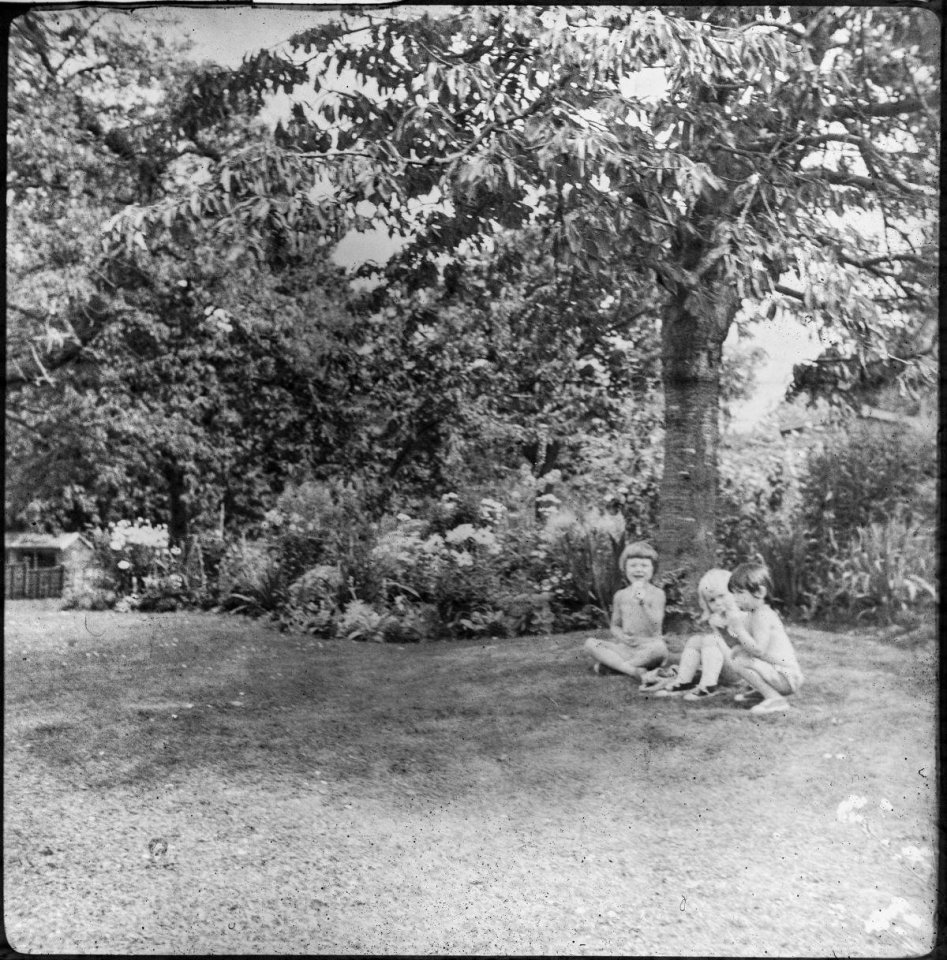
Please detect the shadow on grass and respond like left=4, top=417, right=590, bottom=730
left=9, top=613, right=937, bottom=810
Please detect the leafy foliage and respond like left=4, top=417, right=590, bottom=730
left=823, top=519, right=937, bottom=623
left=800, top=423, right=936, bottom=549
left=716, top=415, right=936, bottom=622
left=110, top=5, right=937, bottom=582
left=8, top=8, right=938, bottom=617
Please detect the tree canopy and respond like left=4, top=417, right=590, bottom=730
left=7, top=10, right=667, bottom=541
left=109, top=4, right=937, bottom=576
left=9, top=7, right=939, bottom=587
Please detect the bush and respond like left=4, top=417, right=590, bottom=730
left=62, top=587, right=117, bottom=611
left=801, top=423, right=936, bottom=548
left=82, top=519, right=219, bottom=612
left=216, top=537, right=285, bottom=615
left=757, top=525, right=813, bottom=616
left=539, top=506, right=625, bottom=621
left=555, top=395, right=663, bottom=539
left=246, top=475, right=644, bottom=640
left=263, top=479, right=381, bottom=602
left=821, top=518, right=937, bottom=623
left=379, top=598, right=439, bottom=643
left=91, top=518, right=173, bottom=594
left=716, top=434, right=802, bottom=576
left=716, top=418, right=937, bottom=623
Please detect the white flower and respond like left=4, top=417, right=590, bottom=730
left=445, top=524, right=477, bottom=544
left=169, top=546, right=182, bottom=556
left=864, top=898, right=914, bottom=935
left=478, top=497, right=506, bottom=524
left=900, top=844, right=932, bottom=867
left=109, top=540, right=124, bottom=551
left=420, top=534, right=446, bottom=555
left=470, top=528, right=498, bottom=549
left=836, top=795, right=868, bottom=824
left=453, top=551, right=474, bottom=567
left=117, top=560, right=131, bottom=570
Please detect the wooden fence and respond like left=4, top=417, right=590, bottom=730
left=4, top=564, right=66, bottom=600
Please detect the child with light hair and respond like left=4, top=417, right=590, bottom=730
left=651, top=568, right=745, bottom=699
left=584, top=541, right=667, bottom=682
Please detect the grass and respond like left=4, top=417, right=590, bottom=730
left=4, top=602, right=938, bottom=955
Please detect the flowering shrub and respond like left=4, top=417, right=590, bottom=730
left=99, top=518, right=171, bottom=586
left=62, top=587, right=118, bottom=611
left=263, top=479, right=382, bottom=602
left=83, top=519, right=198, bottom=610
left=359, top=489, right=621, bottom=638
left=369, top=505, right=511, bottom=636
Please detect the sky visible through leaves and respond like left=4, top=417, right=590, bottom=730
left=132, top=5, right=851, bottom=429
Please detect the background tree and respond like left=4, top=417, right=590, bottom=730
left=6, top=12, right=364, bottom=539
left=344, top=227, right=663, bottom=502
left=8, top=10, right=666, bottom=541
left=113, top=5, right=937, bottom=588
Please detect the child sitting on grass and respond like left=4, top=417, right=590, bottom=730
left=726, top=561, right=804, bottom=715
left=584, top=541, right=667, bottom=683
left=652, top=568, right=745, bottom=700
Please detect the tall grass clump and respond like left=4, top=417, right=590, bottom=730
left=823, top=518, right=937, bottom=623
left=540, top=506, right=626, bottom=620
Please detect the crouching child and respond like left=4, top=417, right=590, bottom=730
left=726, top=561, right=804, bottom=714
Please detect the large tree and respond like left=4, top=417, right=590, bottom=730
left=109, top=5, right=937, bottom=585
left=8, top=10, right=667, bottom=539
left=6, top=11, right=366, bottom=538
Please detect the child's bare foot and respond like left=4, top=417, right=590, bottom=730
left=750, top=696, right=789, bottom=714
left=734, top=688, right=765, bottom=703
left=653, top=680, right=698, bottom=697
left=683, top=684, right=724, bottom=701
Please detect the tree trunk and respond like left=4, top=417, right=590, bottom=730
left=165, top=465, right=190, bottom=545
left=656, top=287, right=734, bottom=596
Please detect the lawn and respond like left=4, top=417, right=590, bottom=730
left=4, top=602, right=937, bottom=955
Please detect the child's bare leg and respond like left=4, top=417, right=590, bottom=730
left=730, top=658, right=787, bottom=700
left=584, top=639, right=646, bottom=678
left=675, top=637, right=703, bottom=685
left=698, top=643, right=726, bottom=687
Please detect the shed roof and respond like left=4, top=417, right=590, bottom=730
left=5, top=532, right=94, bottom=551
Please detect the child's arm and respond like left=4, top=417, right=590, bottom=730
left=641, top=585, right=665, bottom=635
left=609, top=592, right=630, bottom=641
left=729, top=609, right=780, bottom=663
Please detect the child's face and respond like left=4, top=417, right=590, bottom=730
left=730, top=587, right=764, bottom=612
left=705, top=591, right=733, bottom=616
left=624, top=557, right=654, bottom=582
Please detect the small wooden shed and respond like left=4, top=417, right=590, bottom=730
left=4, top=532, right=95, bottom=599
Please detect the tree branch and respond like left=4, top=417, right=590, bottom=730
left=4, top=410, right=46, bottom=436
left=737, top=19, right=807, bottom=41
left=9, top=303, right=51, bottom=323
left=775, top=283, right=805, bottom=302
left=827, top=94, right=937, bottom=122
left=798, top=167, right=934, bottom=197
